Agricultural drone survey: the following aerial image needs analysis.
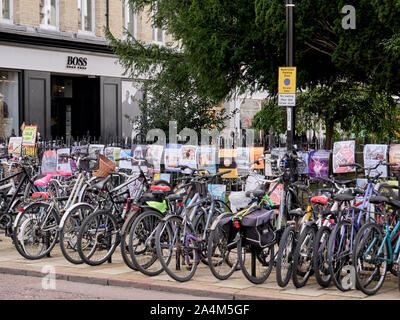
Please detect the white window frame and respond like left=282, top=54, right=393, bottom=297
left=152, top=7, right=165, bottom=45
left=78, top=0, right=95, bottom=35
left=124, top=0, right=137, bottom=39
left=0, top=0, right=13, bottom=24
left=39, top=0, right=59, bottom=30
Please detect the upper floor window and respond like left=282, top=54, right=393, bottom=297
left=40, top=0, right=58, bottom=29
left=78, top=0, right=95, bottom=33
left=123, top=1, right=137, bottom=38
left=0, top=0, right=12, bottom=23
left=152, top=5, right=165, bottom=45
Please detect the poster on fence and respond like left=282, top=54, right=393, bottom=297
left=389, top=144, right=400, bottom=171
left=72, top=145, right=88, bottom=156
left=363, top=144, right=388, bottom=178
left=56, top=148, right=72, bottom=174
left=131, top=144, right=148, bottom=172
left=119, top=149, right=133, bottom=169
left=355, top=178, right=368, bottom=203
left=208, top=184, right=227, bottom=201
left=197, top=145, right=216, bottom=173
left=308, top=150, right=330, bottom=178
left=165, top=144, right=182, bottom=172
left=271, top=148, right=287, bottom=175
left=146, top=145, right=164, bottom=173
left=236, top=147, right=250, bottom=171
left=218, top=149, right=238, bottom=178
left=333, top=140, right=356, bottom=173
left=264, top=153, right=273, bottom=176
left=104, top=147, right=115, bottom=161
left=268, top=182, right=283, bottom=205
left=22, top=125, right=37, bottom=147
left=41, top=150, right=57, bottom=174
left=8, top=137, right=22, bottom=157
left=297, top=151, right=309, bottom=175
left=179, top=145, right=198, bottom=173
left=250, top=147, right=265, bottom=170
left=88, top=144, right=104, bottom=158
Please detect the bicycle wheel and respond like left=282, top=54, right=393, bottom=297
left=353, top=222, right=387, bottom=295
left=59, top=203, right=95, bottom=264
left=119, top=212, right=139, bottom=271
left=237, top=239, right=274, bottom=284
left=13, top=202, right=59, bottom=260
left=77, top=210, right=120, bottom=266
left=207, top=216, right=239, bottom=280
left=312, top=226, right=332, bottom=287
left=155, top=215, right=198, bottom=282
left=276, top=225, right=296, bottom=287
left=327, top=220, right=354, bottom=291
left=292, top=225, right=316, bottom=288
left=129, top=210, right=164, bottom=276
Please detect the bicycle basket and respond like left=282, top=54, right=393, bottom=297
left=92, top=155, right=116, bottom=177
left=241, top=209, right=275, bottom=248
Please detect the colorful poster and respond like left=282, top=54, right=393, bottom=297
left=104, top=147, right=115, bottom=161
left=179, top=145, right=198, bottom=172
left=119, top=149, right=132, bottom=169
left=250, top=147, right=265, bottom=170
left=131, top=144, right=148, bottom=172
left=56, top=148, right=72, bottom=173
left=41, top=150, right=57, bottom=174
left=22, top=125, right=37, bottom=147
left=197, top=145, right=216, bottom=173
left=297, top=151, right=309, bottom=175
left=268, top=182, right=283, bottom=205
left=88, top=144, right=104, bottom=158
left=8, top=137, right=22, bottom=156
left=218, top=149, right=238, bottom=178
left=363, top=144, right=388, bottom=178
left=333, top=140, right=356, bottom=173
left=236, top=147, right=250, bottom=171
left=146, top=145, right=164, bottom=173
left=389, top=144, right=400, bottom=171
left=355, top=178, right=368, bottom=204
left=208, top=184, right=227, bottom=202
left=308, top=150, right=330, bottom=178
left=165, top=144, right=182, bottom=172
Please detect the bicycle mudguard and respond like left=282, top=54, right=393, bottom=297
left=119, top=210, right=139, bottom=235
left=160, top=214, right=183, bottom=223
left=58, top=202, right=95, bottom=229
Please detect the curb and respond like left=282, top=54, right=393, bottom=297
left=0, top=266, right=285, bottom=300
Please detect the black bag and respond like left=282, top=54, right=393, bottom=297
left=218, top=216, right=239, bottom=248
left=241, top=209, right=275, bottom=247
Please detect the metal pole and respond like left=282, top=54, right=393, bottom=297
left=286, top=0, right=295, bottom=151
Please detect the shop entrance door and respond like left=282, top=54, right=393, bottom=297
left=51, top=75, right=100, bottom=139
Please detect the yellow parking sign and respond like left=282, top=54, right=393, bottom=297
left=278, top=67, right=297, bottom=94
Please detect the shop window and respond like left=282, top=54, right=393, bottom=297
left=0, top=71, right=19, bottom=139
left=0, top=0, right=12, bottom=22
left=78, top=0, right=95, bottom=33
left=123, top=0, right=137, bottom=38
left=40, top=0, right=58, bottom=29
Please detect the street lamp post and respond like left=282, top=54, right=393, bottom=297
left=286, top=0, right=295, bottom=151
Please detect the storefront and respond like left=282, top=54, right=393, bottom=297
left=0, top=41, right=127, bottom=140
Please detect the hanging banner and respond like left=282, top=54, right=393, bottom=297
left=22, top=125, right=37, bottom=147
left=389, top=144, right=400, bottom=171
left=146, top=145, right=164, bottom=173
left=308, top=150, right=330, bottom=178
left=218, top=149, right=238, bottom=178
left=363, top=144, right=388, bottom=178
left=250, top=147, right=265, bottom=170
left=165, top=144, right=182, bottom=172
left=333, top=140, right=356, bottom=173
left=8, top=137, right=22, bottom=156
left=41, top=150, right=57, bottom=174
left=197, top=145, right=216, bottom=173
left=179, top=145, right=198, bottom=172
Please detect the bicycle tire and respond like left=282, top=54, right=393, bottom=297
left=155, top=215, right=198, bottom=282
left=76, top=209, right=120, bottom=266
left=129, top=210, right=165, bottom=276
left=59, top=203, right=95, bottom=264
left=312, top=226, right=332, bottom=287
left=119, top=212, right=139, bottom=271
left=292, top=225, right=316, bottom=288
left=276, top=225, right=296, bottom=287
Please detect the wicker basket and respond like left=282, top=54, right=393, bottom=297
left=92, top=155, right=116, bottom=177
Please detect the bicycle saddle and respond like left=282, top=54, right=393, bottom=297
left=334, top=193, right=355, bottom=202
left=245, top=190, right=265, bottom=198
left=288, top=208, right=305, bottom=218
left=166, top=193, right=184, bottom=201
left=369, top=195, right=390, bottom=204
left=92, top=175, right=112, bottom=190
left=310, top=195, right=329, bottom=206
left=335, top=179, right=354, bottom=185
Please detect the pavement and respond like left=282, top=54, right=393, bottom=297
left=0, top=231, right=399, bottom=300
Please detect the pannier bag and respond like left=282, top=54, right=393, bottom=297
left=218, top=216, right=239, bottom=249
left=241, top=209, right=275, bottom=248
